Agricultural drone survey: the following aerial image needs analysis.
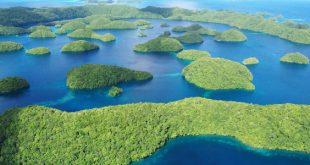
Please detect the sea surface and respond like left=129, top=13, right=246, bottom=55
left=134, top=136, right=310, bottom=165
left=1, top=1, right=310, bottom=165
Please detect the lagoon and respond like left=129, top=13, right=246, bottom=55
left=1, top=19, right=310, bottom=112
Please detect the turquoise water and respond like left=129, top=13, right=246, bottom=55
left=1, top=1, right=310, bottom=164
left=134, top=136, right=310, bottom=165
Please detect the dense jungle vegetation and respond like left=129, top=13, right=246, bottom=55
left=182, top=58, right=255, bottom=90
left=66, top=64, right=153, bottom=89
left=0, top=97, right=309, bottom=164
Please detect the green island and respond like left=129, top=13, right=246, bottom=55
left=87, top=16, right=111, bottom=30
left=135, top=19, right=151, bottom=26
left=172, top=24, right=218, bottom=36
left=177, top=49, right=211, bottom=61
left=242, top=57, right=259, bottom=65
left=141, top=6, right=310, bottom=44
left=172, top=24, right=204, bottom=32
left=280, top=52, right=309, bottom=65
left=68, top=29, right=116, bottom=42
left=56, top=21, right=86, bottom=34
left=182, top=58, right=255, bottom=90
left=26, top=47, right=51, bottom=56
left=96, top=20, right=137, bottom=30
left=134, top=37, right=183, bottom=53
left=108, top=86, right=123, bottom=97
left=160, top=22, right=170, bottom=27
left=138, top=32, right=147, bottom=37
left=1, top=97, right=309, bottom=164
left=61, top=40, right=99, bottom=53
left=0, top=41, right=23, bottom=53
left=67, top=64, right=153, bottom=89
left=138, top=24, right=154, bottom=30
left=175, top=32, right=204, bottom=44
left=29, top=30, right=55, bottom=38
left=0, top=77, right=29, bottom=94
left=0, top=26, right=28, bottom=36
left=214, top=29, right=247, bottom=42
left=1, top=5, right=310, bottom=44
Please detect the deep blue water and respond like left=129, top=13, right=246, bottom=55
left=1, top=19, right=310, bottom=112
left=134, top=136, right=310, bottom=165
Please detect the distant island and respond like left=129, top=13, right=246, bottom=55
left=215, top=29, right=247, bottom=42
left=0, top=42, right=23, bottom=53
left=0, top=5, right=309, bottom=44
left=67, top=64, right=153, bottom=89
left=182, top=58, right=255, bottom=90
left=134, top=36, right=183, bottom=53
left=242, top=57, right=259, bottom=65
left=0, top=77, right=29, bottom=94
left=26, top=47, right=51, bottom=56
left=29, top=25, right=56, bottom=38
left=280, top=52, right=309, bottom=65
left=68, top=29, right=116, bottom=42
left=175, top=32, right=204, bottom=44
left=61, top=40, right=99, bottom=53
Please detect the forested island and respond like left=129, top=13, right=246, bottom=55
left=175, top=32, right=204, bottom=44
left=1, top=97, right=309, bottom=164
left=0, top=5, right=309, bottom=44
left=280, top=52, right=309, bottom=65
left=134, top=37, right=183, bottom=53
left=26, top=47, right=51, bottom=55
left=67, top=64, right=153, bottom=89
left=215, top=29, right=247, bottom=42
left=182, top=58, right=255, bottom=90
left=243, top=57, right=259, bottom=65
left=29, top=25, right=56, bottom=38
left=0, top=77, right=29, bottom=94
left=177, top=49, right=211, bottom=61
left=0, top=42, right=23, bottom=53
left=68, top=29, right=116, bottom=42
left=61, top=40, right=99, bottom=53
left=108, top=86, right=123, bottom=97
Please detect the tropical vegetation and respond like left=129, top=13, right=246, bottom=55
left=0, top=26, right=28, bottom=36
left=68, top=29, right=115, bottom=42
left=280, top=52, right=309, bottom=65
left=56, top=21, right=86, bottom=34
left=108, top=86, right=123, bottom=97
left=26, top=47, right=51, bottom=56
left=61, top=40, right=99, bottom=53
left=182, top=58, right=255, bottom=90
left=0, top=41, right=23, bottom=53
left=134, top=37, right=183, bottom=53
left=215, top=29, right=247, bottom=42
left=177, top=49, right=211, bottom=61
left=242, top=57, right=259, bottom=65
left=175, top=32, right=204, bottom=44
left=29, top=26, right=56, bottom=38
left=0, top=77, right=29, bottom=94
left=67, top=64, right=153, bottom=89
left=1, top=97, right=309, bottom=164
